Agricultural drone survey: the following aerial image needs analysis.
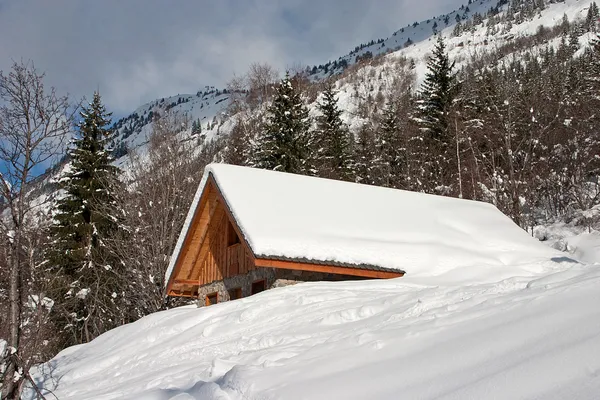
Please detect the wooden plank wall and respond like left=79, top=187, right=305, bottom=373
left=170, top=180, right=255, bottom=294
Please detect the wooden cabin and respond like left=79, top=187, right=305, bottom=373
left=165, top=163, right=555, bottom=305
left=164, top=167, right=403, bottom=303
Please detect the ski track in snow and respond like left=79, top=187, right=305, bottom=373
left=28, top=262, right=600, bottom=400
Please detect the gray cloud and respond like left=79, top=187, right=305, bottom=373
left=0, top=0, right=464, bottom=115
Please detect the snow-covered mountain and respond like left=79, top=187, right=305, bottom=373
left=110, top=86, right=234, bottom=160
left=308, top=0, right=505, bottom=78
left=106, top=0, right=597, bottom=165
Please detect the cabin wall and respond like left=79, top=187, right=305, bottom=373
left=197, top=267, right=277, bottom=304
left=171, top=179, right=257, bottom=296
left=197, top=267, right=371, bottom=306
left=197, top=199, right=256, bottom=284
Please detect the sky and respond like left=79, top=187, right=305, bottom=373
left=0, top=0, right=465, bottom=116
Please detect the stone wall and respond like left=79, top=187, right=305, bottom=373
left=197, top=267, right=370, bottom=307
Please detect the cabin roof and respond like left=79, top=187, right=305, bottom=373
left=165, top=164, right=558, bottom=285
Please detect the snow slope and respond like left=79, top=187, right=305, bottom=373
left=28, top=260, right=600, bottom=400
left=309, top=0, right=502, bottom=78
left=110, top=86, right=234, bottom=167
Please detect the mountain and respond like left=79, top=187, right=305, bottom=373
left=105, top=0, right=597, bottom=165
left=110, top=86, right=234, bottom=161
left=307, top=0, right=505, bottom=78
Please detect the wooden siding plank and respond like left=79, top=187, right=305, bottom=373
left=177, top=186, right=219, bottom=281
left=194, top=204, right=226, bottom=285
left=165, top=182, right=215, bottom=294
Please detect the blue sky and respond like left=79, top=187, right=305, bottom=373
left=0, top=0, right=465, bottom=116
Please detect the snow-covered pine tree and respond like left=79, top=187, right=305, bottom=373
left=416, top=35, right=457, bottom=140
left=373, top=98, right=406, bottom=188
left=354, top=123, right=377, bottom=185
left=315, top=82, right=354, bottom=181
left=414, top=35, right=458, bottom=193
left=586, top=34, right=600, bottom=103
left=48, top=91, right=125, bottom=345
left=251, top=73, right=313, bottom=174
left=224, top=117, right=253, bottom=166
left=585, top=2, right=599, bottom=32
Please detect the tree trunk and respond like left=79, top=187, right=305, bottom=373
left=3, top=233, right=22, bottom=399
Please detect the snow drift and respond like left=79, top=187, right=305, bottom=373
left=28, top=259, right=600, bottom=400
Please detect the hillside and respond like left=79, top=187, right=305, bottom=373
left=110, top=86, right=234, bottom=161
left=106, top=0, right=598, bottom=164
left=307, top=0, right=504, bottom=78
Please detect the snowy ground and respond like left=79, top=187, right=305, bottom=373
left=27, top=251, right=600, bottom=399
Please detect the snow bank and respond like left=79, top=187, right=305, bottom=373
left=535, top=222, right=600, bottom=265
left=28, top=262, right=600, bottom=399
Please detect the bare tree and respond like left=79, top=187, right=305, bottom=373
left=225, top=74, right=249, bottom=115
left=246, top=62, right=279, bottom=109
left=0, top=61, right=75, bottom=398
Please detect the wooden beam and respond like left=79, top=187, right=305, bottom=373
left=254, top=258, right=404, bottom=279
left=173, top=279, right=201, bottom=285
left=167, top=290, right=197, bottom=298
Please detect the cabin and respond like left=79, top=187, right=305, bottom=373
left=165, top=163, right=555, bottom=305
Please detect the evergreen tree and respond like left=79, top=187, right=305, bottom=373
left=48, top=92, right=124, bottom=344
left=354, top=124, right=377, bottom=185
left=315, top=83, right=354, bottom=181
left=416, top=35, right=457, bottom=140
left=191, top=119, right=202, bottom=135
left=414, top=36, right=458, bottom=192
left=224, top=118, right=252, bottom=166
left=585, top=2, right=599, bottom=32
left=373, top=99, right=406, bottom=188
left=251, top=73, right=313, bottom=174
left=587, top=34, right=600, bottom=102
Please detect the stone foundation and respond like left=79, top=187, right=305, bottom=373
left=197, top=267, right=369, bottom=307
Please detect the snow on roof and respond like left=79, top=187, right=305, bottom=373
left=166, top=163, right=559, bottom=283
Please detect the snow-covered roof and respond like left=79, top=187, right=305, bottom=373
left=166, top=163, right=559, bottom=283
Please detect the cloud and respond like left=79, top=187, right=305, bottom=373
left=0, top=0, right=464, bottom=115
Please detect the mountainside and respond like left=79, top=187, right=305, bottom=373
left=110, top=86, right=234, bottom=162
left=307, top=0, right=505, bottom=78
left=106, top=0, right=597, bottom=166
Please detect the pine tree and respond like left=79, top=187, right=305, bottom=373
left=48, top=92, right=124, bottom=344
left=587, top=34, right=600, bottom=101
left=416, top=36, right=457, bottom=140
left=251, top=73, right=313, bottom=174
left=191, top=119, right=202, bottom=135
left=315, top=83, right=354, bottom=181
left=354, top=124, right=376, bottom=185
left=585, top=2, right=599, bottom=32
left=373, top=99, right=406, bottom=188
left=224, top=118, right=252, bottom=166
left=414, top=36, right=458, bottom=192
